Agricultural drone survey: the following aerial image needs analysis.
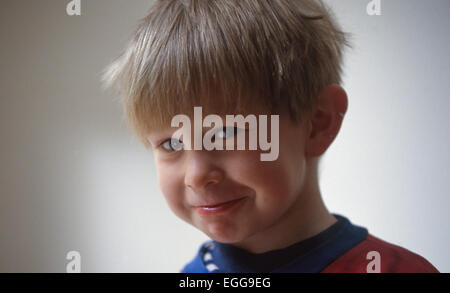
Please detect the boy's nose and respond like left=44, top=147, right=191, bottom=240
left=184, top=151, right=224, bottom=191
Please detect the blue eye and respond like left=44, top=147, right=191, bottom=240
left=216, top=127, right=240, bottom=139
left=161, top=138, right=184, bottom=152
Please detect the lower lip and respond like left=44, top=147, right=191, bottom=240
left=195, top=198, right=247, bottom=216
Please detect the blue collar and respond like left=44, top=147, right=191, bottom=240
left=182, top=214, right=368, bottom=273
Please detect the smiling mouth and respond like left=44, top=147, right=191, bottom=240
left=194, top=197, right=247, bottom=215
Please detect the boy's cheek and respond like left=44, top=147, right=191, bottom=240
left=156, top=165, right=185, bottom=202
left=238, top=159, right=298, bottom=204
left=157, top=174, right=193, bottom=222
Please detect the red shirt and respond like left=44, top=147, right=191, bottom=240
left=321, top=234, right=439, bottom=273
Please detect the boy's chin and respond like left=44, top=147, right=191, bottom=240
left=199, top=223, right=249, bottom=245
left=206, top=234, right=243, bottom=244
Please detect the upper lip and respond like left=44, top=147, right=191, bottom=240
left=193, top=197, right=246, bottom=208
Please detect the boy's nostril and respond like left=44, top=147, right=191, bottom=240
left=185, top=169, right=224, bottom=191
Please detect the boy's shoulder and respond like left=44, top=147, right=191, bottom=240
left=180, top=217, right=440, bottom=273
left=321, top=234, right=439, bottom=273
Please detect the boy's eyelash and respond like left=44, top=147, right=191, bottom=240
left=157, top=127, right=244, bottom=150
left=159, top=138, right=181, bottom=147
left=159, top=138, right=183, bottom=151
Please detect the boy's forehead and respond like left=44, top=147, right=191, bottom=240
left=141, top=86, right=291, bottom=143
left=145, top=105, right=278, bottom=138
left=149, top=96, right=273, bottom=124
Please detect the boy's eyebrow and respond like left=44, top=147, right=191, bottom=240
left=147, top=126, right=185, bottom=145
left=146, top=128, right=175, bottom=145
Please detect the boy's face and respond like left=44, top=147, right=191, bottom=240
left=147, top=112, right=311, bottom=245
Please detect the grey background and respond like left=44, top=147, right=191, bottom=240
left=0, top=0, right=449, bottom=272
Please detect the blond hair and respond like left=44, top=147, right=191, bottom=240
left=102, top=0, right=351, bottom=148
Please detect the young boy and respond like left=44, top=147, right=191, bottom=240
left=102, top=0, right=439, bottom=273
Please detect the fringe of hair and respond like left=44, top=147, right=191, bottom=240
left=102, top=0, right=352, bottom=148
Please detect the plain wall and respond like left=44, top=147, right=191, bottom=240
left=0, top=0, right=448, bottom=272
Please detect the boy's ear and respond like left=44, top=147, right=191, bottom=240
left=305, top=84, right=348, bottom=157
